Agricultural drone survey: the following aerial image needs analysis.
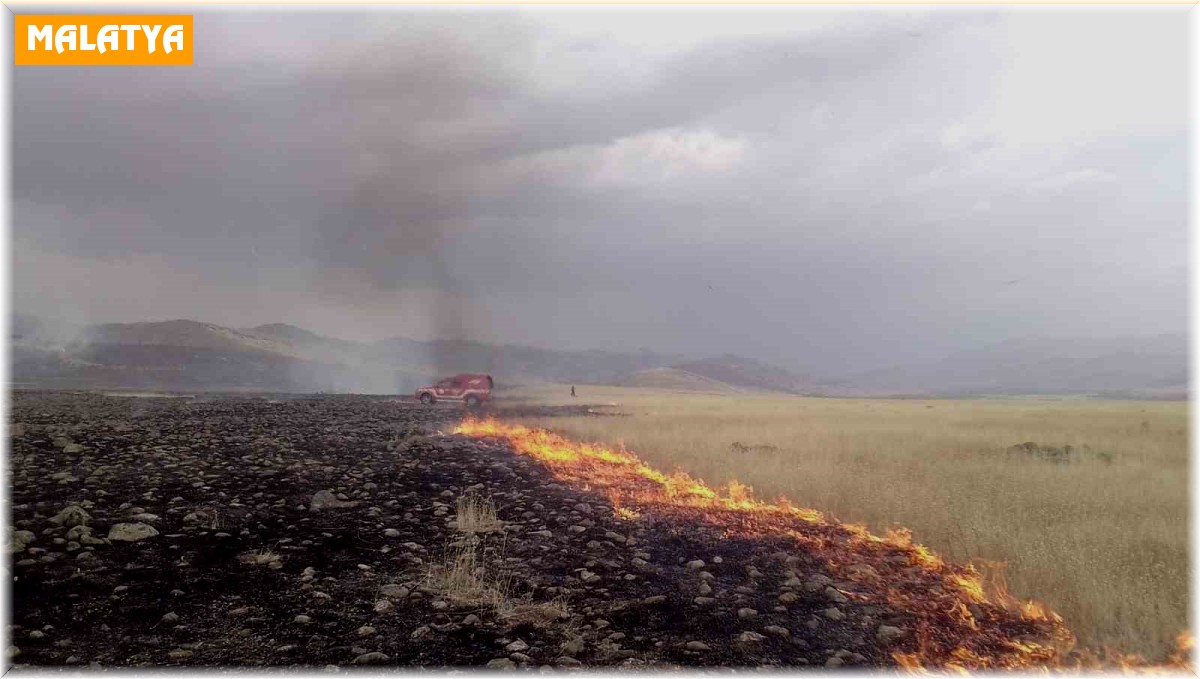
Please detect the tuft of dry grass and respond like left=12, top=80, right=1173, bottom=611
left=238, top=548, right=283, bottom=569
left=505, top=384, right=1188, bottom=660
left=500, top=596, right=571, bottom=630
left=427, top=536, right=569, bottom=627
left=427, top=540, right=516, bottom=614
left=456, top=494, right=502, bottom=534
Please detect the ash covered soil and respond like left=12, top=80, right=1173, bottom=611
left=9, top=392, right=929, bottom=668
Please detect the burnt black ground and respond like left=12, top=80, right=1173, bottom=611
left=7, top=392, right=898, bottom=669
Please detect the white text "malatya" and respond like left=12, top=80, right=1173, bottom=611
left=27, top=24, right=185, bottom=54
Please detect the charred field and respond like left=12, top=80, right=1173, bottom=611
left=3, top=392, right=1180, bottom=670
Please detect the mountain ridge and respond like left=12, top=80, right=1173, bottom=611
left=9, top=315, right=1187, bottom=398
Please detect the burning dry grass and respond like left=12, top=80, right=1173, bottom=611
left=488, top=385, right=1189, bottom=664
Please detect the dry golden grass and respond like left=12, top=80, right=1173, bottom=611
left=427, top=540, right=517, bottom=613
left=238, top=548, right=283, bottom=569
left=455, top=494, right=502, bottom=534
left=505, top=384, right=1189, bottom=659
left=427, top=535, right=569, bottom=627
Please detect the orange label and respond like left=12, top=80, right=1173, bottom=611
left=15, top=15, right=193, bottom=66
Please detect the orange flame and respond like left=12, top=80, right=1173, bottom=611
left=453, top=418, right=1191, bottom=672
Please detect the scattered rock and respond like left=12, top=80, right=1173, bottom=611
left=49, top=506, right=90, bottom=528
left=736, top=631, right=766, bottom=645
left=108, top=523, right=159, bottom=542
left=380, top=584, right=410, bottom=599
left=310, top=490, right=359, bottom=510
left=824, top=586, right=849, bottom=603
left=8, top=529, right=36, bottom=553
left=354, top=652, right=390, bottom=665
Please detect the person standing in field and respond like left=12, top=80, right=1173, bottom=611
left=571, top=385, right=576, bottom=397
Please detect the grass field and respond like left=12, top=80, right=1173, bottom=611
left=500, top=384, right=1190, bottom=659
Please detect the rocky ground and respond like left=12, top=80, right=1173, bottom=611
left=7, top=392, right=999, bottom=668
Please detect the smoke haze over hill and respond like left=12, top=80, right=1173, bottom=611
left=10, top=315, right=1185, bottom=398
left=10, top=7, right=1187, bottom=379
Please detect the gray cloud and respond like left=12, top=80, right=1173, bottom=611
left=12, top=7, right=1188, bottom=375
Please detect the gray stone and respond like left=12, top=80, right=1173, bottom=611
left=49, top=506, right=90, bottom=528
left=108, top=523, right=159, bottom=542
left=354, top=652, right=390, bottom=665
left=8, top=529, right=35, bottom=553
left=310, top=490, right=359, bottom=510
left=737, top=631, right=766, bottom=644
left=380, top=584, right=410, bottom=599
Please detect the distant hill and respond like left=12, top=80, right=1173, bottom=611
left=13, top=319, right=421, bottom=393
left=844, top=334, right=1188, bottom=397
left=617, top=368, right=743, bottom=393
left=365, top=337, right=682, bottom=385
left=10, top=317, right=686, bottom=394
left=9, top=316, right=1186, bottom=399
left=670, top=354, right=815, bottom=394
left=86, top=320, right=290, bottom=355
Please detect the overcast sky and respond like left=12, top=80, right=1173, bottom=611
left=12, top=7, right=1188, bottom=374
